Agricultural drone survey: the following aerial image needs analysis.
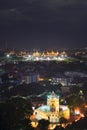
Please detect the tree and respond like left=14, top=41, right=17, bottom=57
left=0, top=96, right=33, bottom=130
left=59, top=117, right=68, bottom=126
left=36, top=119, right=50, bottom=130
left=66, top=94, right=84, bottom=111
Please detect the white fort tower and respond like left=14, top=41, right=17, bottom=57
left=47, top=91, right=59, bottom=113
left=35, top=91, right=70, bottom=123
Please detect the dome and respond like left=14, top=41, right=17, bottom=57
left=38, top=105, right=50, bottom=112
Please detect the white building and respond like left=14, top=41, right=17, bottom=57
left=22, top=72, right=39, bottom=84
left=34, top=92, right=70, bottom=123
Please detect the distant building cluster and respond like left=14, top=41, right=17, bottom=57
left=22, top=72, right=39, bottom=84
left=50, top=77, right=71, bottom=86
left=65, top=71, right=87, bottom=78
left=23, top=51, right=68, bottom=61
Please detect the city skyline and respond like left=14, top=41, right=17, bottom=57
left=0, top=0, right=87, bottom=50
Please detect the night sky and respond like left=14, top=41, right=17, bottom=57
left=0, top=0, right=87, bottom=50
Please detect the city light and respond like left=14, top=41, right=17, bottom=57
left=22, top=51, right=68, bottom=61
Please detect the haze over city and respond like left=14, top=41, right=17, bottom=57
left=0, top=0, right=87, bottom=50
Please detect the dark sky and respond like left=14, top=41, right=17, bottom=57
left=0, top=0, right=87, bottom=50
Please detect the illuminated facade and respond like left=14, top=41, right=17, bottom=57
left=35, top=92, right=70, bottom=123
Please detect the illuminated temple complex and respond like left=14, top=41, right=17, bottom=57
left=35, top=92, right=70, bottom=123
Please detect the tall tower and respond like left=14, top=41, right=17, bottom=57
left=47, top=91, right=59, bottom=114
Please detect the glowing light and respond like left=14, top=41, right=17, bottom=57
left=35, top=57, right=39, bottom=61
left=75, top=109, right=80, bottom=115
left=80, top=113, right=84, bottom=117
left=84, top=105, right=87, bottom=108
left=48, top=79, right=51, bottom=81
left=47, top=57, right=50, bottom=61
left=38, top=77, right=44, bottom=81
left=6, top=54, right=10, bottom=58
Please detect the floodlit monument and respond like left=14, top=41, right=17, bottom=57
left=35, top=91, right=70, bottom=123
